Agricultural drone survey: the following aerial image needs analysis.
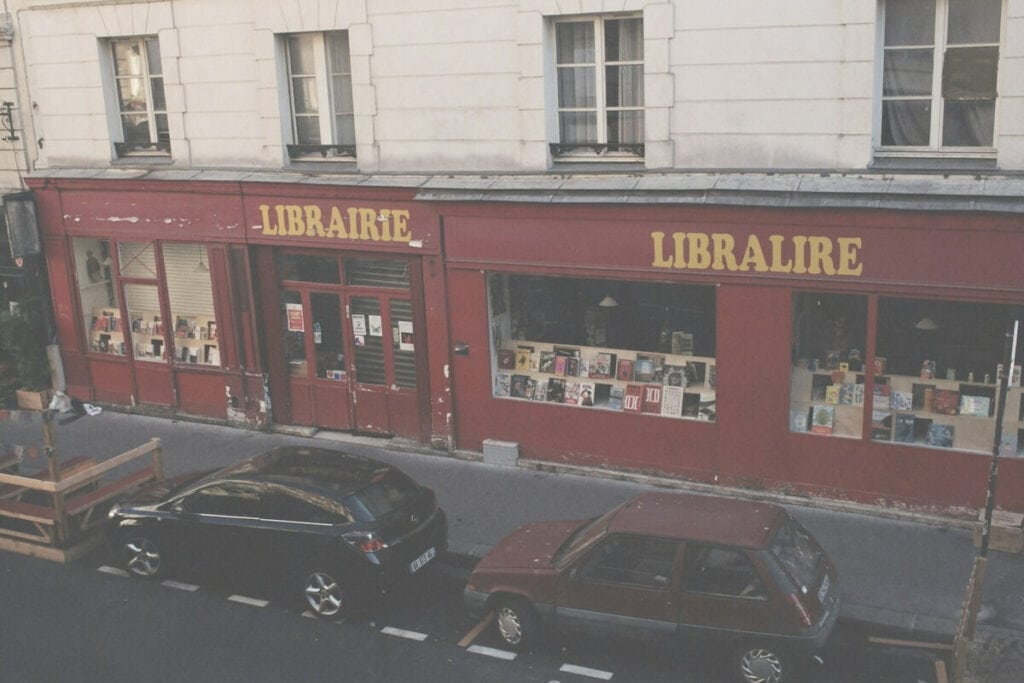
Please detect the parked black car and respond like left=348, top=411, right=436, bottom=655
left=106, top=445, right=447, bottom=617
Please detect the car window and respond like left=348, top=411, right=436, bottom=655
left=261, top=489, right=347, bottom=524
left=180, top=482, right=263, bottom=517
left=683, top=545, right=767, bottom=600
left=770, top=515, right=823, bottom=590
left=576, top=535, right=677, bottom=590
left=343, top=469, right=419, bottom=521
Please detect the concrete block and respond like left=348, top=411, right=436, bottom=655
left=974, top=509, right=1024, bottom=554
left=482, top=439, right=519, bottom=467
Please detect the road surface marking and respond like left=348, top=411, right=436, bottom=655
left=161, top=580, right=199, bottom=592
left=97, top=565, right=128, bottom=578
left=381, top=626, right=428, bottom=642
left=227, top=594, right=269, bottom=607
left=560, top=663, right=614, bottom=680
left=458, top=611, right=494, bottom=647
left=466, top=645, right=516, bottom=661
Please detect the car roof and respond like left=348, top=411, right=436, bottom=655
left=215, top=446, right=398, bottom=497
left=607, top=491, right=786, bottom=549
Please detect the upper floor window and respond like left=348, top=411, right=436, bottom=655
left=551, top=16, right=644, bottom=162
left=879, top=0, right=1001, bottom=152
left=285, top=32, right=355, bottom=161
left=110, top=37, right=169, bottom=157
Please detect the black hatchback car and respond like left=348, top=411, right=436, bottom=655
left=106, top=446, right=447, bottom=617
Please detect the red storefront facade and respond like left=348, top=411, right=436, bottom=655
left=26, top=173, right=1024, bottom=514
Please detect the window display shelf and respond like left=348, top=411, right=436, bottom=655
left=89, top=307, right=220, bottom=366
left=493, top=340, right=717, bottom=421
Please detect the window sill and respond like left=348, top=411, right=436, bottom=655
left=871, top=150, right=997, bottom=172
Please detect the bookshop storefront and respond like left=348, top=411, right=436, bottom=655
left=30, top=176, right=448, bottom=443
left=442, top=201, right=1024, bottom=512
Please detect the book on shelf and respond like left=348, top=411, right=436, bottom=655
left=641, top=385, right=663, bottom=414
left=591, top=352, right=616, bottom=380
left=494, top=373, right=511, bottom=397
left=959, top=394, right=991, bottom=417
left=872, top=356, right=886, bottom=377
left=616, top=358, right=634, bottom=382
left=810, top=375, right=831, bottom=402
left=810, top=405, right=835, bottom=434
left=894, top=413, right=915, bottom=443
left=563, top=381, right=580, bottom=405
left=534, top=380, right=548, bottom=402
left=708, top=364, right=717, bottom=389
left=578, top=359, right=590, bottom=378
left=623, top=384, right=644, bottom=413
left=515, top=347, right=533, bottom=371
left=607, top=385, right=625, bottom=411
left=871, top=409, right=893, bottom=440
left=999, top=431, right=1019, bottom=457
left=578, top=382, right=595, bottom=406
left=497, top=349, right=516, bottom=369
left=634, top=355, right=663, bottom=383
left=538, top=351, right=556, bottom=374
left=682, top=392, right=701, bottom=418
left=890, top=390, right=913, bottom=411
left=926, top=423, right=954, bottom=448
left=510, top=374, right=529, bottom=398
left=698, top=394, right=716, bottom=421
left=671, top=331, right=694, bottom=355
left=554, top=356, right=567, bottom=376
left=791, top=408, right=809, bottom=432
left=824, top=385, right=840, bottom=405
left=525, top=378, right=538, bottom=400
left=661, top=385, right=684, bottom=417
left=685, top=361, right=706, bottom=386
left=920, top=360, right=936, bottom=380
left=663, top=365, right=687, bottom=388
left=565, top=357, right=580, bottom=377
left=912, top=384, right=935, bottom=411
left=547, top=378, right=566, bottom=403
left=932, top=389, right=959, bottom=415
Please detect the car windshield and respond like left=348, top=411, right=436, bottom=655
left=553, top=505, right=621, bottom=565
left=770, top=515, right=823, bottom=590
left=342, top=468, right=419, bottom=522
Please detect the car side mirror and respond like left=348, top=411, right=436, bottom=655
left=172, top=502, right=186, bottom=514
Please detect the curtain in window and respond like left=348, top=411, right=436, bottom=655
left=606, top=18, right=643, bottom=145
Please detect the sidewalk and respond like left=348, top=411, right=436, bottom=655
left=4, top=409, right=1024, bottom=680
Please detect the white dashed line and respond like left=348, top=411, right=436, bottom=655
left=227, top=595, right=269, bottom=608
left=97, top=565, right=128, bottom=578
left=161, top=580, right=199, bottom=592
left=380, top=626, right=429, bottom=642
left=560, top=663, right=615, bottom=680
left=466, top=645, right=517, bottom=661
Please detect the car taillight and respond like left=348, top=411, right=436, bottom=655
left=343, top=532, right=387, bottom=553
left=788, top=592, right=813, bottom=628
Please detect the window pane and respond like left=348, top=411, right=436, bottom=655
left=150, top=77, right=166, bottom=111
left=606, top=64, right=644, bottom=107
left=125, top=283, right=166, bottom=363
left=790, top=293, right=867, bottom=439
left=277, top=253, right=340, bottom=284
left=607, top=110, right=644, bottom=145
left=558, top=66, right=596, bottom=108
left=559, top=111, right=598, bottom=144
left=942, top=46, right=998, bottom=99
left=121, top=113, right=152, bottom=145
left=344, top=258, right=410, bottom=288
left=311, top=293, right=345, bottom=380
left=113, top=41, right=144, bottom=76
left=351, top=296, right=385, bottom=385
left=556, top=22, right=595, bottom=64
left=881, top=100, right=931, bottom=146
left=335, top=114, right=355, bottom=146
left=391, top=298, right=417, bottom=388
left=281, top=291, right=307, bottom=377
left=155, top=114, right=170, bottom=143
left=942, top=99, right=995, bottom=147
left=164, top=242, right=219, bottom=367
left=292, top=76, right=318, bottom=115
left=882, top=49, right=934, bottom=97
left=327, top=32, right=351, bottom=72
left=117, top=79, right=149, bottom=111
left=884, top=0, right=935, bottom=46
left=75, top=238, right=119, bottom=355
left=948, top=0, right=1002, bottom=44
left=295, top=116, right=321, bottom=145
left=119, top=241, right=158, bottom=279
left=287, top=35, right=316, bottom=75
left=684, top=546, right=766, bottom=598
left=144, top=38, right=162, bottom=75
left=605, top=18, right=643, bottom=62
left=333, top=74, right=354, bottom=113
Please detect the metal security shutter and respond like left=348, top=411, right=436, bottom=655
left=163, top=243, right=216, bottom=315
left=344, top=258, right=410, bottom=288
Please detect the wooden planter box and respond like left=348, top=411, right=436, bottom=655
left=15, top=389, right=52, bottom=411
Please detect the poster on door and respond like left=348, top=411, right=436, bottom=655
left=286, top=303, right=304, bottom=332
left=399, top=320, right=414, bottom=351
left=352, top=314, right=366, bottom=346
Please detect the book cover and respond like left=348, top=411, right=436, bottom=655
left=912, top=383, right=935, bottom=411
left=554, top=355, right=567, bottom=376
left=959, top=395, right=991, bottom=417
left=708, top=364, right=717, bottom=389
left=932, top=389, right=959, bottom=415
left=894, top=413, right=915, bottom=443
left=999, top=431, right=1019, bottom=457
left=534, top=380, right=548, bottom=402
left=681, top=393, right=700, bottom=418
left=578, top=382, right=596, bottom=406
left=920, top=360, right=936, bottom=380
left=607, top=385, right=624, bottom=411
left=641, top=385, right=663, bottom=414
left=515, top=347, right=533, bottom=371
left=872, top=383, right=891, bottom=410
left=591, top=352, right=616, bottom=379
left=824, top=385, right=840, bottom=405
left=698, top=394, right=717, bottom=421
left=497, top=349, right=516, bottom=369
left=563, top=382, right=581, bottom=405
left=890, top=390, right=913, bottom=411
left=494, top=373, right=511, bottom=397
left=791, top=408, right=809, bottom=432
left=525, top=378, right=538, bottom=400
left=661, top=385, right=684, bottom=417
left=685, top=361, right=706, bottom=386
left=578, top=359, right=590, bottom=379
left=872, top=356, right=887, bottom=376
left=662, top=365, right=687, bottom=388
left=851, top=383, right=865, bottom=407
left=811, top=375, right=831, bottom=401
left=538, top=351, right=556, bottom=374
left=510, top=374, right=529, bottom=398
left=810, top=405, right=835, bottom=434
left=546, top=378, right=565, bottom=403
left=565, top=356, right=580, bottom=377
left=616, top=359, right=635, bottom=382
left=871, top=409, right=893, bottom=440
left=623, top=384, right=644, bottom=413
left=927, top=423, right=954, bottom=448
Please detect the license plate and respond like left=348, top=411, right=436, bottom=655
left=409, top=546, right=436, bottom=573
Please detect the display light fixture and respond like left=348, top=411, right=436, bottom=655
left=194, top=246, right=209, bottom=273
left=914, top=317, right=938, bottom=331
left=598, top=295, right=619, bottom=308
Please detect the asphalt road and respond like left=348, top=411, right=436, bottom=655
left=0, top=545, right=945, bottom=683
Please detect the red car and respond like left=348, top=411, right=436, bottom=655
left=464, top=491, right=839, bottom=683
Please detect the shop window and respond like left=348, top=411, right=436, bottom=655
left=165, top=243, right=220, bottom=367
left=76, top=238, right=120, bottom=355
left=118, top=241, right=159, bottom=279
left=488, top=274, right=716, bottom=421
left=873, top=298, right=1024, bottom=455
left=790, top=293, right=868, bottom=439
left=124, top=283, right=166, bottom=363
left=550, top=15, right=644, bottom=161
left=276, top=253, right=340, bottom=284
left=878, top=0, right=1001, bottom=153
left=107, top=36, right=170, bottom=157
left=281, top=291, right=307, bottom=377
left=282, top=31, right=355, bottom=161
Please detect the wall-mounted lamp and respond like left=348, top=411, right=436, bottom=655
left=194, top=246, right=209, bottom=273
left=914, top=317, right=938, bottom=331
left=598, top=295, right=619, bottom=308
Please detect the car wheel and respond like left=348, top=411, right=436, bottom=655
left=304, top=571, right=345, bottom=618
left=494, top=597, right=538, bottom=650
left=733, top=642, right=789, bottom=683
left=121, top=534, right=162, bottom=579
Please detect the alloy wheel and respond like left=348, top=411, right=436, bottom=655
left=123, top=537, right=161, bottom=578
left=304, top=571, right=343, bottom=617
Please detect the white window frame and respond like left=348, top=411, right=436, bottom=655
left=874, top=0, right=1003, bottom=159
left=107, top=36, right=169, bottom=157
left=283, top=31, right=354, bottom=161
left=550, top=14, right=645, bottom=162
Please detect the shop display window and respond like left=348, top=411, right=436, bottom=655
left=487, top=274, right=716, bottom=421
left=75, top=238, right=119, bottom=354
left=124, top=283, right=166, bottom=362
left=165, top=243, right=219, bottom=366
left=789, top=293, right=867, bottom=439
left=873, top=298, right=1023, bottom=455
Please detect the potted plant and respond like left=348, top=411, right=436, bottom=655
left=0, top=296, right=52, bottom=410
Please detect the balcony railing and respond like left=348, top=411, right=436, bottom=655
left=550, top=142, right=645, bottom=159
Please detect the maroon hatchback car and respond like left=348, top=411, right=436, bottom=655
left=464, top=491, right=839, bottom=683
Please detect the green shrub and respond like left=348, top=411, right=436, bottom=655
left=0, top=296, right=52, bottom=393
